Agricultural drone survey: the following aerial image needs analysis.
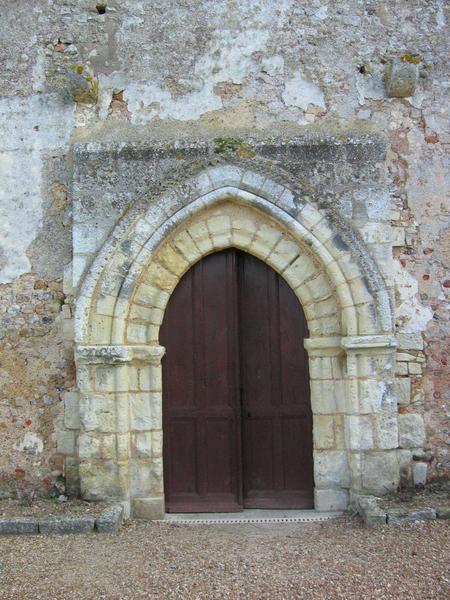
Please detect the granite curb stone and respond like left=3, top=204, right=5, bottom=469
left=96, top=504, right=124, bottom=532
left=0, top=504, right=125, bottom=535
left=0, top=518, right=39, bottom=535
left=39, top=515, right=96, bottom=534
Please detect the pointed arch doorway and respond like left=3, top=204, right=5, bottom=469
left=161, top=248, right=313, bottom=513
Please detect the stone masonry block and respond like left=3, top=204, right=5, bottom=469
left=373, top=414, right=399, bottom=449
left=345, top=416, right=373, bottom=450
left=80, top=394, right=124, bottom=433
left=39, top=516, right=95, bottom=534
left=133, top=496, right=165, bottom=520
left=314, top=489, right=348, bottom=512
left=0, top=518, right=39, bottom=535
left=63, top=391, right=80, bottom=429
left=57, top=430, right=76, bottom=455
left=398, top=413, right=426, bottom=448
left=385, top=57, right=419, bottom=98
left=361, top=452, right=400, bottom=494
left=96, top=504, right=124, bottom=533
left=313, top=415, right=335, bottom=449
left=395, top=378, right=411, bottom=407
left=314, top=450, right=350, bottom=488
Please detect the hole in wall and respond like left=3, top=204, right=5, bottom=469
left=96, top=3, right=106, bottom=14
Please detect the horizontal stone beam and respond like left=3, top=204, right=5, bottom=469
left=76, top=345, right=165, bottom=365
left=341, top=335, right=397, bottom=351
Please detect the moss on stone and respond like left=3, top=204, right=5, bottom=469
left=400, top=54, right=421, bottom=65
left=213, top=137, right=256, bottom=157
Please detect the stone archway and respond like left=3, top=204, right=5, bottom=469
left=74, top=165, right=399, bottom=519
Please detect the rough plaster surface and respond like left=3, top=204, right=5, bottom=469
left=0, top=0, right=448, bottom=496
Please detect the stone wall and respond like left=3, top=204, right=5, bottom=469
left=0, top=0, right=448, bottom=499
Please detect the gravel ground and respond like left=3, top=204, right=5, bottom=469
left=0, top=517, right=448, bottom=599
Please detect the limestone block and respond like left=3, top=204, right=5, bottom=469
left=129, top=458, right=163, bottom=496
left=131, top=431, right=153, bottom=458
left=361, top=452, right=400, bottom=494
left=143, top=262, right=178, bottom=293
left=79, top=461, right=128, bottom=500
left=139, top=365, right=162, bottom=392
left=80, top=394, right=114, bottom=432
left=310, top=379, right=345, bottom=414
left=152, top=430, right=163, bottom=456
left=398, top=413, right=426, bottom=448
left=283, top=255, right=317, bottom=289
left=385, top=57, right=419, bottom=98
left=395, top=378, right=411, bottom=407
left=267, top=238, right=299, bottom=272
left=157, top=244, right=189, bottom=277
left=95, top=365, right=129, bottom=393
left=76, top=364, right=94, bottom=393
left=392, top=227, right=406, bottom=247
left=231, top=216, right=257, bottom=248
left=313, top=415, right=335, bottom=449
left=396, top=362, right=409, bottom=376
left=412, top=462, right=428, bottom=486
left=373, top=414, right=399, bottom=449
left=63, top=391, right=80, bottom=429
left=304, top=273, right=332, bottom=303
left=250, top=224, right=282, bottom=259
left=57, top=430, right=76, bottom=455
left=308, top=356, right=333, bottom=380
left=314, top=489, right=348, bottom=512
left=133, top=496, right=165, bottom=520
left=408, top=362, right=422, bottom=375
left=396, top=333, right=424, bottom=351
left=298, top=204, right=323, bottom=229
left=126, top=323, right=148, bottom=343
left=188, top=221, right=213, bottom=254
left=358, top=380, right=389, bottom=413
left=345, top=416, right=373, bottom=450
left=172, top=230, right=202, bottom=263
left=130, top=392, right=162, bottom=430
left=79, top=433, right=126, bottom=461
left=314, top=450, right=350, bottom=488
left=134, top=283, right=169, bottom=309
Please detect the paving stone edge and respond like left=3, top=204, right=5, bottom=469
left=0, top=504, right=124, bottom=535
left=356, top=495, right=450, bottom=528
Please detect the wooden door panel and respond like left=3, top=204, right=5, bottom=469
left=162, top=249, right=313, bottom=513
left=243, top=418, right=274, bottom=492
left=166, top=419, right=197, bottom=494
left=161, top=250, right=241, bottom=512
left=239, top=251, right=313, bottom=509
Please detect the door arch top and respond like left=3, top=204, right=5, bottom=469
left=75, top=163, right=394, bottom=346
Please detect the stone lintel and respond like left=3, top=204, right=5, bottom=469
left=76, top=344, right=166, bottom=365
left=341, top=335, right=397, bottom=352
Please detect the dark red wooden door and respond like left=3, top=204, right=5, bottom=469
left=238, top=252, right=313, bottom=508
left=161, top=249, right=313, bottom=513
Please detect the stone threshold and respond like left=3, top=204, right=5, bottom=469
left=356, top=496, right=450, bottom=527
left=0, top=504, right=123, bottom=536
left=160, top=509, right=344, bottom=525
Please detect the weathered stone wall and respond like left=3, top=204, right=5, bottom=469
left=0, top=0, right=448, bottom=498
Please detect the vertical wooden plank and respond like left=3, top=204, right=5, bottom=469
left=161, top=250, right=242, bottom=512
left=240, top=251, right=313, bottom=509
